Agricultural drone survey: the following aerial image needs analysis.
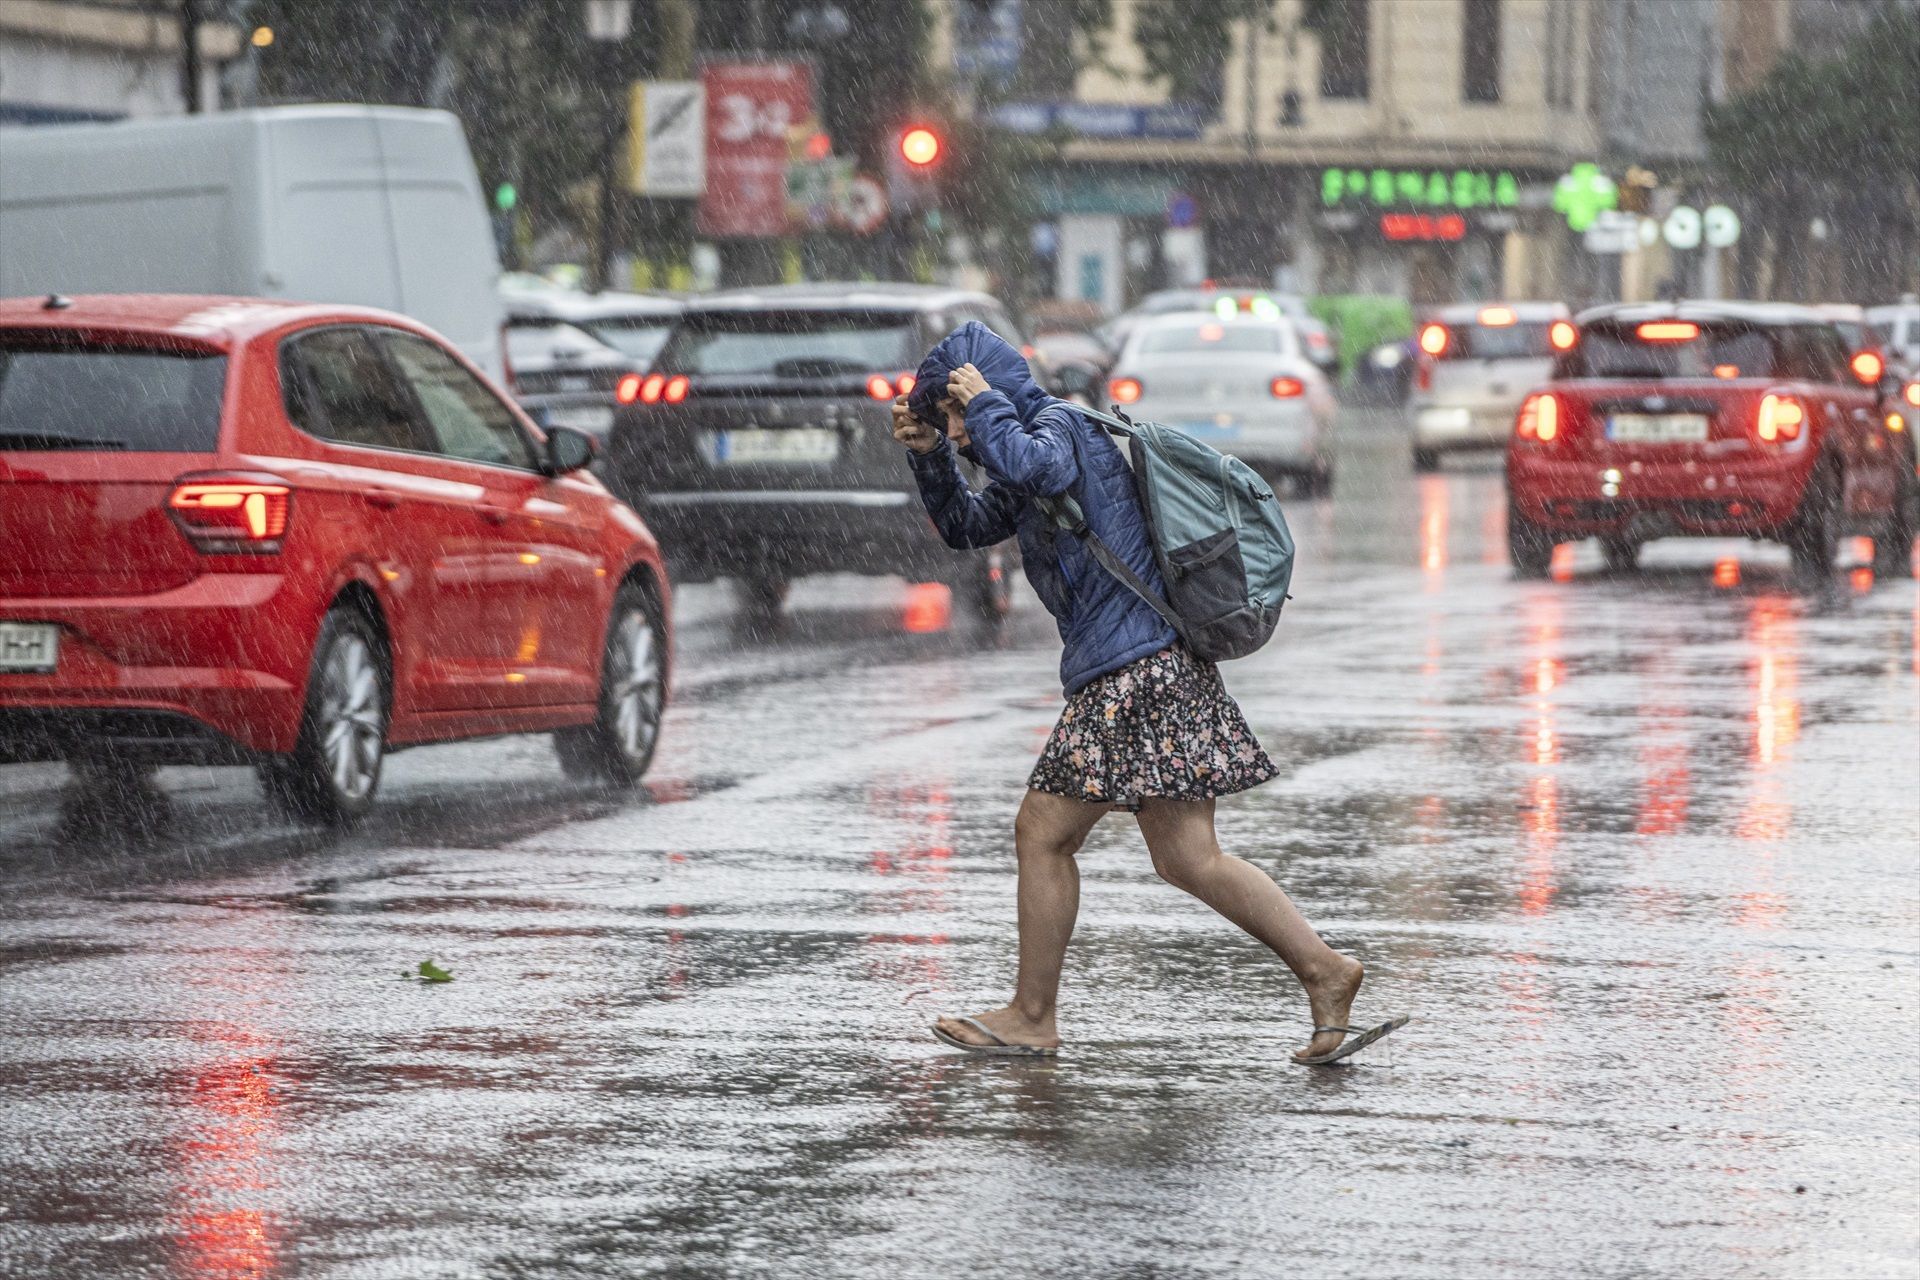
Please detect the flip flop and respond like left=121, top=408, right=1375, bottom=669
left=930, top=1016, right=1059, bottom=1057
left=1292, top=1015, right=1410, bottom=1066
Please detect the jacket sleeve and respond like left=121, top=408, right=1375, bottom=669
left=961, top=392, right=1079, bottom=497
left=905, top=436, right=1023, bottom=549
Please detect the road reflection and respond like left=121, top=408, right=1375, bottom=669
left=172, top=1022, right=285, bottom=1280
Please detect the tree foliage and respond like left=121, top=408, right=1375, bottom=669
left=1131, top=0, right=1270, bottom=107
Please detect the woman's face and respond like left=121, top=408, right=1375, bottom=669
left=939, top=396, right=971, bottom=448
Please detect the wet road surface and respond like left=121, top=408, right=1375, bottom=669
left=2, top=408, right=1916, bottom=1279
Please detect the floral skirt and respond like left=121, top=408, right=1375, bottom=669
left=1028, top=644, right=1278, bottom=812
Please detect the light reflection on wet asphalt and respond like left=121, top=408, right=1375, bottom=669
left=0, top=409, right=1915, bottom=1278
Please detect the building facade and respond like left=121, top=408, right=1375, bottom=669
left=0, top=0, right=239, bottom=125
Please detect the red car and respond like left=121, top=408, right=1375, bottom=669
left=1507, top=302, right=1917, bottom=580
left=0, top=294, right=670, bottom=822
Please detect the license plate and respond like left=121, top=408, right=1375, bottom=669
left=0, top=622, right=58, bottom=673
left=1609, top=412, right=1709, bottom=443
left=545, top=405, right=614, bottom=432
left=708, top=428, right=839, bottom=465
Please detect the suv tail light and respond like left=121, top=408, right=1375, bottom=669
left=638, top=373, right=689, bottom=405
left=865, top=373, right=919, bottom=400
left=1109, top=376, right=1142, bottom=404
left=615, top=372, right=644, bottom=404
left=1756, top=393, right=1805, bottom=443
left=1515, top=393, right=1559, bottom=443
left=662, top=375, right=689, bottom=405
left=1549, top=320, right=1578, bottom=351
left=1849, top=350, right=1884, bottom=385
left=1418, top=324, right=1449, bottom=357
left=169, top=474, right=291, bottom=552
left=1269, top=376, right=1305, bottom=398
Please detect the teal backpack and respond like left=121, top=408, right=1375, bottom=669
left=1036, top=405, right=1295, bottom=663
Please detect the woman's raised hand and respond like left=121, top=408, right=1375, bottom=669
left=947, top=363, right=989, bottom=406
left=891, top=395, right=941, bottom=454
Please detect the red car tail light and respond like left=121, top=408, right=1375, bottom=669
left=1109, top=377, right=1143, bottom=404
left=1418, top=323, right=1449, bottom=357
left=662, top=375, right=690, bottom=405
left=169, top=475, right=291, bottom=552
left=1516, top=393, right=1560, bottom=443
left=1269, top=376, right=1305, bottom=398
left=1849, top=350, right=1884, bottom=385
left=1756, top=393, right=1806, bottom=443
left=638, top=373, right=666, bottom=404
left=1415, top=361, right=1433, bottom=392
left=897, top=372, right=917, bottom=395
left=615, top=372, right=644, bottom=404
left=1549, top=320, right=1577, bottom=352
left=1637, top=321, right=1699, bottom=342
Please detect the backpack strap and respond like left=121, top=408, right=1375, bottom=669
left=1034, top=492, right=1190, bottom=644
left=1071, top=403, right=1136, bottom=436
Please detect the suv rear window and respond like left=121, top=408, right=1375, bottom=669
left=584, top=317, right=676, bottom=367
left=1558, top=322, right=1845, bottom=382
left=0, top=337, right=226, bottom=451
left=1433, top=322, right=1554, bottom=361
left=659, top=311, right=918, bottom=377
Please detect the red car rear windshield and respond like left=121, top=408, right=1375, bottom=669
left=0, top=335, right=226, bottom=451
left=1557, top=321, right=1849, bottom=382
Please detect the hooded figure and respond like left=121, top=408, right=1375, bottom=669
left=904, top=322, right=1175, bottom=693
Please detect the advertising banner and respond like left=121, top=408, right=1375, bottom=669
left=698, top=60, right=813, bottom=238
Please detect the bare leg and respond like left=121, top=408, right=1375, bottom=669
left=1135, top=798, right=1365, bottom=1061
left=935, top=788, right=1109, bottom=1049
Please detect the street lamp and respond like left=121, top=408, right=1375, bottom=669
left=586, top=0, right=634, bottom=291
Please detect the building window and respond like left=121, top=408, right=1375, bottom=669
left=1310, top=0, right=1370, bottom=101
left=1463, top=0, right=1502, bottom=103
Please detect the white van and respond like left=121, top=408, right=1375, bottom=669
left=0, top=105, right=505, bottom=382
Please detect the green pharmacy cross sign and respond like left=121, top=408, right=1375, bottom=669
left=1321, top=167, right=1520, bottom=211
left=1553, top=163, right=1617, bottom=231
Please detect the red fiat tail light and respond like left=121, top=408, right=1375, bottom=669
left=1269, top=376, right=1305, bottom=398
left=615, top=372, right=644, bottom=404
left=662, top=375, right=690, bottom=405
left=169, top=475, right=291, bottom=551
left=1756, top=393, right=1805, bottom=443
left=1516, top=393, right=1560, bottom=443
left=1109, top=377, right=1143, bottom=404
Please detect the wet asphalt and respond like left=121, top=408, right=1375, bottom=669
left=1, top=407, right=1916, bottom=1280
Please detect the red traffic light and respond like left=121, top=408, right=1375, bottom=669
left=899, top=126, right=941, bottom=168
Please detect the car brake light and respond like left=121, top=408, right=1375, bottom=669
left=1270, top=376, right=1305, bottom=398
left=1849, top=350, right=1884, bottom=384
left=169, top=475, right=291, bottom=551
left=1478, top=306, right=1516, bottom=327
left=1713, top=364, right=1740, bottom=379
left=1549, top=321, right=1577, bottom=351
left=867, top=375, right=895, bottom=400
left=615, top=372, right=643, bottom=404
left=639, top=373, right=666, bottom=404
left=1756, top=393, right=1805, bottom=443
left=1418, top=323, right=1449, bottom=357
left=898, top=372, right=917, bottom=394
left=1888, top=413, right=1905, bottom=433
left=1516, top=393, right=1559, bottom=443
left=662, top=375, right=689, bottom=405
left=1415, top=361, right=1432, bottom=392
left=1637, top=321, right=1699, bottom=342
left=1905, top=381, right=1920, bottom=407
left=1109, top=377, right=1142, bottom=404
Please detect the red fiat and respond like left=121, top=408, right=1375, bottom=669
left=1507, top=302, right=1917, bottom=580
left=0, top=295, right=671, bottom=822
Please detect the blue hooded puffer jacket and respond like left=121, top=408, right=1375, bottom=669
left=905, top=322, right=1176, bottom=694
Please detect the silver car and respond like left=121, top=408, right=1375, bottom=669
left=1106, top=311, right=1337, bottom=494
left=1410, top=301, right=1570, bottom=470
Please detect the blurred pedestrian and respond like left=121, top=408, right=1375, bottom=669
left=893, top=322, right=1406, bottom=1064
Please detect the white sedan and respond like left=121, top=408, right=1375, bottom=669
left=1104, top=310, right=1337, bottom=495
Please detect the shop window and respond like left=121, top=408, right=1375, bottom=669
left=1464, top=0, right=1502, bottom=103
left=1308, top=0, right=1370, bottom=101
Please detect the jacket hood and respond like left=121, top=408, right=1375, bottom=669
left=909, top=321, right=1050, bottom=427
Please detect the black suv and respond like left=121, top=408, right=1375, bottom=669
left=603, top=283, right=1028, bottom=625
